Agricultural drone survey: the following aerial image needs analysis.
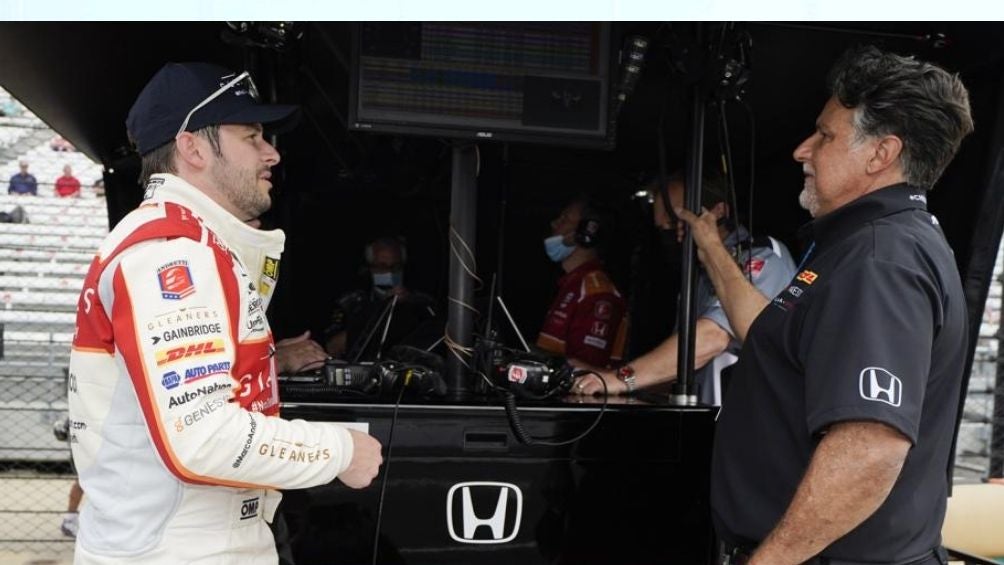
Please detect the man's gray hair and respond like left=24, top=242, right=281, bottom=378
left=828, top=46, right=974, bottom=190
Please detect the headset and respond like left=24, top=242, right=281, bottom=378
left=572, top=197, right=608, bottom=249
left=364, top=236, right=408, bottom=266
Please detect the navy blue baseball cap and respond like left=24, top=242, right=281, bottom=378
left=126, top=62, right=299, bottom=156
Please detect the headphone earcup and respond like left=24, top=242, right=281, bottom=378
left=575, top=217, right=601, bottom=248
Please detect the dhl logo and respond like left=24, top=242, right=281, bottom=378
left=156, top=339, right=226, bottom=366
left=795, top=270, right=819, bottom=285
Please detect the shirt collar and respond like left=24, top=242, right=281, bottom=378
left=797, top=183, right=927, bottom=249
left=723, top=225, right=751, bottom=248
left=558, top=259, right=604, bottom=287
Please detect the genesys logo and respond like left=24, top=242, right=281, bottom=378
left=158, top=260, right=196, bottom=300
left=155, top=339, right=226, bottom=366
left=167, top=381, right=232, bottom=409
left=446, top=482, right=523, bottom=544
left=174, top=397, right=226, bottom=432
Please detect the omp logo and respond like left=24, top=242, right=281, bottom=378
left=446, top=482, right=522, bottom=544
left=240, top=497, right=259, bottom=521
left=155, top=339, right=226, bottom=366
left=859, top=367, right=902, bottom=407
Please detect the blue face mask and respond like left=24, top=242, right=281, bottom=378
left=543, top=234, right=576, bottom=263
left=372, top=270, right=403, bottom=290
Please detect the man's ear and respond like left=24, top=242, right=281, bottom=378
left=867, top=134, right=904, bottom=175
left=174, top=132, right=209, bottom=171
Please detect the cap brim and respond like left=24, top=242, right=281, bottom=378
left=219, top=103, right=301, bottom=134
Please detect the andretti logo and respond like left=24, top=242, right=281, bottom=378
left=155, top=339, right=226, bottom=366
left=158, top=260, right=196, bottom=300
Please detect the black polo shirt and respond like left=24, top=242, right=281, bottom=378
left=711, top=183, right=968, bottom=561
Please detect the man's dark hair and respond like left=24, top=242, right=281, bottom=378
left=828, top=46, right=974, bottom=190
left=665, top=170, right=730, bottom=213
left=138, top=125, right=223, bottom=185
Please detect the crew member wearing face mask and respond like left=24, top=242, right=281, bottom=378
left=537, top=196, right=629, bottom=368
left=572, top=172, right=796, bottom=404
left=324, top=236, right=439, bottom=360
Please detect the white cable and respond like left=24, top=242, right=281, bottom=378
left=496, top=296, right=531, bottom=352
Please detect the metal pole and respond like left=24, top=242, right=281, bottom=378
left=445, top=142, right=478, bottom=396
left=671, top=24, right=705, bottom=407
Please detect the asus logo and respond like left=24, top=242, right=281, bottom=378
left=446, top=482, right=522, bottom=544
left=859, top=367, right=902, bottom=407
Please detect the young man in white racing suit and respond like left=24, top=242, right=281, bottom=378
left=68, top=62, right=382, bottom=564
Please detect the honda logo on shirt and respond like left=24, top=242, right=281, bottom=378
left=858, top=367, right=902, bottom=407
left=446, top=482, right=522, bottom=544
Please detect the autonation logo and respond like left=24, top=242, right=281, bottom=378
left=446, top=482, right=523, bottom=544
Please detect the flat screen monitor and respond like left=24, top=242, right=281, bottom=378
left=349, top=22, right=613, bottom=149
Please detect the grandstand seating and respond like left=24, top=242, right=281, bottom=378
left=0, top=87, right=107, bottom=466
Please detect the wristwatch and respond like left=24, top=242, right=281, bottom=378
left=617, top=365, right=637, bottom=394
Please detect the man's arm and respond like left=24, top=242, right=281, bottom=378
left=749, top=421, right=911, bottom=565
left=574, top=318, right=729, bottom=395
left=676, top=207, right=769, bottom=342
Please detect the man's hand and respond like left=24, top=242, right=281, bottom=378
left=571, top=369, right=625, bottom=396
left=338, top=429, right=383, bottom=489
left=275, top=331, right=327, bottom=373
left=673, top=207, right=767, bottom=343
left=675, top=206, right=727, bottom=263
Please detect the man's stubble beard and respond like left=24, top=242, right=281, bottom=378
left=210, top=155, right=270, bottom=221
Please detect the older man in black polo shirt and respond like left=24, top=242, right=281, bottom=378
left=678, top=46, right=974, bottom=564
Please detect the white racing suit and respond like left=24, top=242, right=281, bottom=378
left=69, top=174, right=356, bottom=564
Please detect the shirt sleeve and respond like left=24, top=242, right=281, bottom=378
left=798, top=259, right=939, bottom=443
left=564, top=292, right=626, bottom=367
left=110, top=237, right=355, bottom=490
left=700, top=241, right=797, bottom=339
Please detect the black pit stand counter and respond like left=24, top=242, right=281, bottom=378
left=279, top=391, right=717, bottom=565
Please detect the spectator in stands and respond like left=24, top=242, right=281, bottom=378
left=537, top=194, right=629, bottom=368
left=0, top=204, right=28, bottom=223
left=324, top=236, right=440, bottom=360
left=8, top=160, right=37, bottom=195
left=0, top=99, right=18, bottom=117
left=54, top=164, right=81, bottom=197
left=50, top=135, right=75, bottom=152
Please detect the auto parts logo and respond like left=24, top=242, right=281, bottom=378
left=446, top=482, right=522, bottom=544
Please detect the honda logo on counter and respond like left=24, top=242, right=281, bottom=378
left=859, top=367, right=902, bottom=407
left=446, top=482, right=523, bottom=544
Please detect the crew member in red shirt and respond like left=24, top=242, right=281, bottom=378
left=54, top=164, right=81, bottom=197
left=537, top=195, right=628, bottom=368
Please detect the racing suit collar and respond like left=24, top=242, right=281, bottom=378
left=145, top=173, right=286, bottom=310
